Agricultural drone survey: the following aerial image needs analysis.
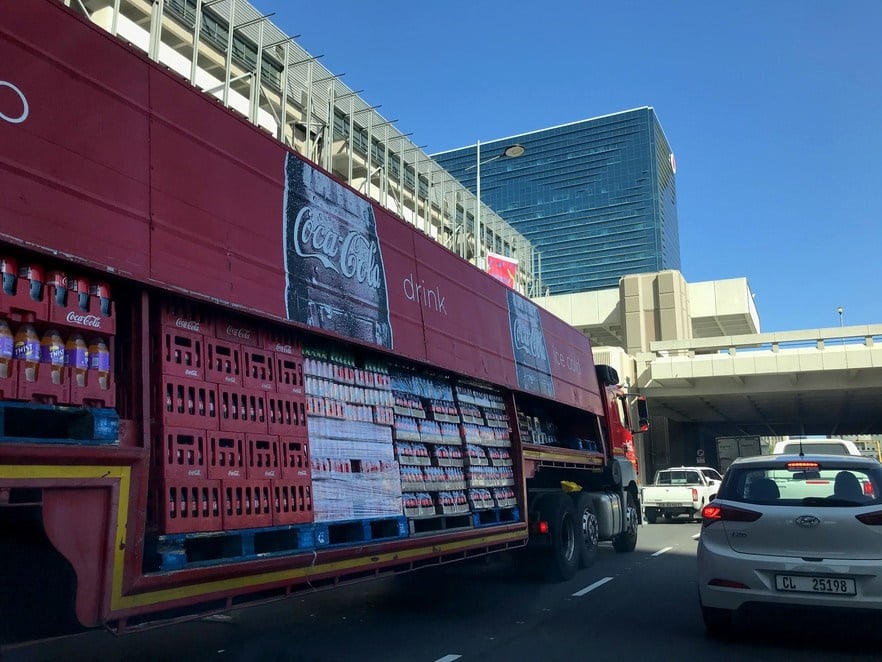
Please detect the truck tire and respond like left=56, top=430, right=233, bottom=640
left=540, top=493, right=579, bottom=581
left=612, top=491, right=639, bottom=553
left=572, top=492, right=599, bottom=568
left=644, top=508, right=657, bottom=524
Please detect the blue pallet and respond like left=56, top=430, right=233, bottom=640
left=472, top=507, right=521, bottom=528
left=151, top=522, right=316, bottom=573
left=313, top=515, right=409, bottom=548
left=0, top=401, right=118, bottom=445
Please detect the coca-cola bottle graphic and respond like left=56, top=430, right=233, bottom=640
left=282, top=153, right=393, bottom=350
left=506, top=289, right=554, bottom=397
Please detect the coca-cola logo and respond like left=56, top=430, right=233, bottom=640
left=293, top=207, right=381, bottom=288
left=66, top=311, right=102, bottom=328
left=225, top=325, right=252, bottom=340
left=185, top=369, right=199, bottom=377
left=187, top=469, right=203, bottom=477
left=175, top=318, right=201, bottom=332
left=274, top=343, right=293, bottom=354
left=513, top=318, right=548, bottom=362
left=0, top=81, right=28, bottom=124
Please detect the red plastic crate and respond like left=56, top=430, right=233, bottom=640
left=0, top=362, right=18, bottom=400
left=154, top=427, right=207, bottom=479
left=217, top=384, right=268, bottom=433
left=266, top=392, right=308, bottom=436
left=68, top=366, right=116, bottom=408
left=205, top=337, right=243, bottom=386
left=48, top=288, right=116, bottom=336
left=222, top=480, right=273, bottom=530
left=158, top=375, right=219, bottom=430
left=0, top=276, right=50, bottom=322
left=157, top=326, right=205, bottom=380
left=274, top=352, right=305, bottom=395
left=279, top=436, right=311, bottom=480
left=15, top=361, right=70, bottom=405
left=157, top=297, right=214, bottom=336
left=246, top=434, right=281, bottom=480
left=272, top=479, right=314, bottom=526
left=154, top=478, right=223, bottom=534
left=215, top=315, right=261, bottom=348
left=207, top=430, right=247, bottom=481
left=242, top=346, right=276, bottom=392
left=262, top=327, right=303, bottom=356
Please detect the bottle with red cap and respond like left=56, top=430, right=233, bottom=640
left=68, top=275, right=90, bottom=312
left=47, top=270, right=68, bottom=307
left=0, top=257, right=17, bottom=296
left=18, top=263, right=44, bottom=302
left=90, top=281, right=111, bottom=317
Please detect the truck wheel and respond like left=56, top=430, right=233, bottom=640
left=645, top=509, right=657, bottom=524
left=612, top=491, right=639, bottom=553
left=540, top=493, right=579, bottom=581
left=572, top=492, right=599, bottom=568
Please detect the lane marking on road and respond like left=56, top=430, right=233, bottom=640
left=572, top=576, right=614, bottom=597
left=652, top=546, right=674, bottom=557
left=692, top=533, right=701, bottom=540
left=434, top=655, right=462, bottom=662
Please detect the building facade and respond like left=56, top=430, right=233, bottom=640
left=432, top=108, right=681, bottom=294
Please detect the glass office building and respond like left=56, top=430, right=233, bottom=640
left=432, top=107, right=680, bottom=294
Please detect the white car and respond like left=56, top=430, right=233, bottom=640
left=772, top=438, right=862, bottom=456
left=697, top=453, right=882, bottom=636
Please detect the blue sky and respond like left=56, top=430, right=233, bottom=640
left=261, top=0, right=881, bottom=333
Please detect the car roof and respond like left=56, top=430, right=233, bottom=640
left=728, top=453, right=879, bottom=468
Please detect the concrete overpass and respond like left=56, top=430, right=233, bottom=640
left=535, top=270, right=882, bottom=477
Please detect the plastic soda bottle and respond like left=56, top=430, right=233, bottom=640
left=90, top=281, right=112, bottom=316
left=65, top=333, right=89, bottom=387
left=0, top=319, right=12, bottom=379
left=88, top=337, right=110, bottom=389
left=40, top=328, right=65, bottom=385
left=68, top=275, right=90, bottom=312
left=13, top=323, right=40, bottom=382
left=47, top=271, right=68, bottom=306
left=0, top=256, right=17, bottom=296
left=18, top=263, right=44, bottom=302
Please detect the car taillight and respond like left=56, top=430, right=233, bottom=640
left=864, top=482, right=875, bottom=498
left=701, top=503, right=762, bottom=528
left=692, top=488, right=698, bottom=502
left=856, top=511, right=882, bottom=525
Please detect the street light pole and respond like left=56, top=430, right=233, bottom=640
left=471, top=141, right=525, bottom=267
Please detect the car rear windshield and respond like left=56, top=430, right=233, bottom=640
left=778, top=442, right=850, bottom=455
left=655, top=470, right=701, bottom=485
left=718, top=463, right=882, bottom=506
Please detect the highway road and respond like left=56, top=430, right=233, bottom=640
left=4, top=521, right=880, bottom=661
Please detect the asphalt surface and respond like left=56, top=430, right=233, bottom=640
left=4, top=520, right=881, bottom=661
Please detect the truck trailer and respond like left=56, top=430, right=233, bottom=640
left=0, top=0, right=648, bottom=641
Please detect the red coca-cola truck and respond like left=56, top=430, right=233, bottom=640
left=0, top=0, right=648, bottom=641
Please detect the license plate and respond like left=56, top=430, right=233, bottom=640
left=775, top=575, right=856, bottom=595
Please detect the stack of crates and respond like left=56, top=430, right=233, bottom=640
left=0, top=256, right=116, bottom=410
left=151, top=297, right=313, bottom=534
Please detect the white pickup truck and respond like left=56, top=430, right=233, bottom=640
left=641, top=467, right=723, bottom=523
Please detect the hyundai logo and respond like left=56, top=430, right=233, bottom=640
left=795, top=515, right=821, bottom=528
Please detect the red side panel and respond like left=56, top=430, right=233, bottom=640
left=0, top=2, right=151, bottom=278
left=0, top=0, right=603, bottom=415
